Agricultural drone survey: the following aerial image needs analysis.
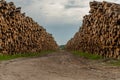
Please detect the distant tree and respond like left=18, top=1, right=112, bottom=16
left=59, top=45, right=65, bottom=50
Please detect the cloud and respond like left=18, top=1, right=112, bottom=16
left=5, top=0, right=120, bottom=45
left=6, top=0, right=90, bottom=24
left=5, top=0, right=120, bottom=24
left=64, top=0, right=89, bottom=9
left=64, top=5, right=85, bottom=9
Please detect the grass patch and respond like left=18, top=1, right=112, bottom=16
left=72, top=51, right=103, bottom=60
left=0, top=50, right=54, bottom=61
left=72, top=51, right=120, bottom=66
left=105, top=59, right=120, bottom=66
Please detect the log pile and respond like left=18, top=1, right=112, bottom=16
left=0, top=0, right=58, bottom=54
left=66, top=1, right=120, bottom=59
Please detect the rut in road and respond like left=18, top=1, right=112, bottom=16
left=0, top=50, right=120, bottom=80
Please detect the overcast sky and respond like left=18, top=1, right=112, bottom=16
left=6, top=0, right=120, bottom=45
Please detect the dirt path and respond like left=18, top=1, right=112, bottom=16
left=0, top=50, right=120, bottom=80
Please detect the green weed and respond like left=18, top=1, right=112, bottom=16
left=72, top=51, right=103, bottom=60
left=0, top=50, right=54, bottom=61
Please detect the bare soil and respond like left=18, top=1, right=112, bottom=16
left=0, top=50, right=120, bottom=80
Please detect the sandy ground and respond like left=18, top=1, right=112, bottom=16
left=0, top=50, right=120, bottom=80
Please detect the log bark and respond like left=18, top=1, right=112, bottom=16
left=0, top=0, right=58, bottom=54
left=66, top=1, right=120, bottom=59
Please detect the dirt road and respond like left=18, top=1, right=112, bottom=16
left=0, top=50, right=120, bottom=80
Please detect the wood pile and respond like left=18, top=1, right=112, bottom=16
left=0, top=0, right=58, bottom=54
left=66, top=1, right=120, bottom=59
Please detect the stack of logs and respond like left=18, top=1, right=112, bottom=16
left=0, top=0, right=58, bottom=54
left=66, top=1, right=120, bottom=59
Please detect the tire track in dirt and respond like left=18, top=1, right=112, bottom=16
left=0, top=50, right=120, bottom=80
